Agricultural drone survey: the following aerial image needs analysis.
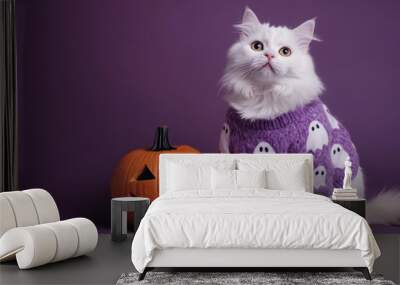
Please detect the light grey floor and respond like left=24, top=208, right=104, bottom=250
left=1, top=233, right=398, bottom=285
left=0, top=234, right=134, bottom=285
left=374, top=234, right=400, bottom=284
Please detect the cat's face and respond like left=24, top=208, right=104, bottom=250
left=226, top=7, right=317, bottom=85
left=222, top=8, right=324, bottom=119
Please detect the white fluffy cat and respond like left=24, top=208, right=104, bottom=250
left=219, top=7, right=400, bottom=225
left=221, top=8, right=323, bottom=120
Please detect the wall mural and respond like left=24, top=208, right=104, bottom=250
left=218, top=7, right=400, bottom=226
left=17, top=1, right=400, bottom=229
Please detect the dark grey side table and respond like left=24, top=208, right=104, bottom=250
left=332, top=198, right=366, bottom=218
left=111, top=197, right=150, bottom=242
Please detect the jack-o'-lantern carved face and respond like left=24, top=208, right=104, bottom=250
left=111, top=127, right=199, bottom=201
left=136, top=166, right=155, bottom=181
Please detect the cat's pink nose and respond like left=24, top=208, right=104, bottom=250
left=265, top=53, right=274, bottom=61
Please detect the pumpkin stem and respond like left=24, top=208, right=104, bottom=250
left=150, top=126, right=176, bottom=151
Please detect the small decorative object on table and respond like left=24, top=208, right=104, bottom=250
left=332, top=157, right=358, bottom=200
left=342, top=157, right=353, bottom=190
left=331, top=157, right=365, bottom=217
left=332, top=188, right=358, bottom=200
left=111, top=197, right=150, bottom=242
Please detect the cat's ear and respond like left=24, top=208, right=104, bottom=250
left=241, top=7, right=260, bottom=25
left=234, top=7, right=260, bottom=37
left=293, top=18, right=319, bottom=51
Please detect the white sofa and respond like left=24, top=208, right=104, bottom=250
left=0, top=188, right=98, bottom=269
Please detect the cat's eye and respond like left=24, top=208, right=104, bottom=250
left=279, top=46, right=292, bottom=57
left=251, top=41, right=264, bottom=51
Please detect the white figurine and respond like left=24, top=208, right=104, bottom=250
left=343, top=157, right=352, bottom=190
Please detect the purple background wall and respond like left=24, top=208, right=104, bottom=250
left=16, top=0, right=400, bottom=227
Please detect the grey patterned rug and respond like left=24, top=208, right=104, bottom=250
left=116, top=272, right=396, bottom=285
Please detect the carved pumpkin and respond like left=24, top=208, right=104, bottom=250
left=111, top=126, right=199, bottom=201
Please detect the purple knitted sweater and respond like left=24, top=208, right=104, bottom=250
left=225, top=99, right=359, bottom=196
